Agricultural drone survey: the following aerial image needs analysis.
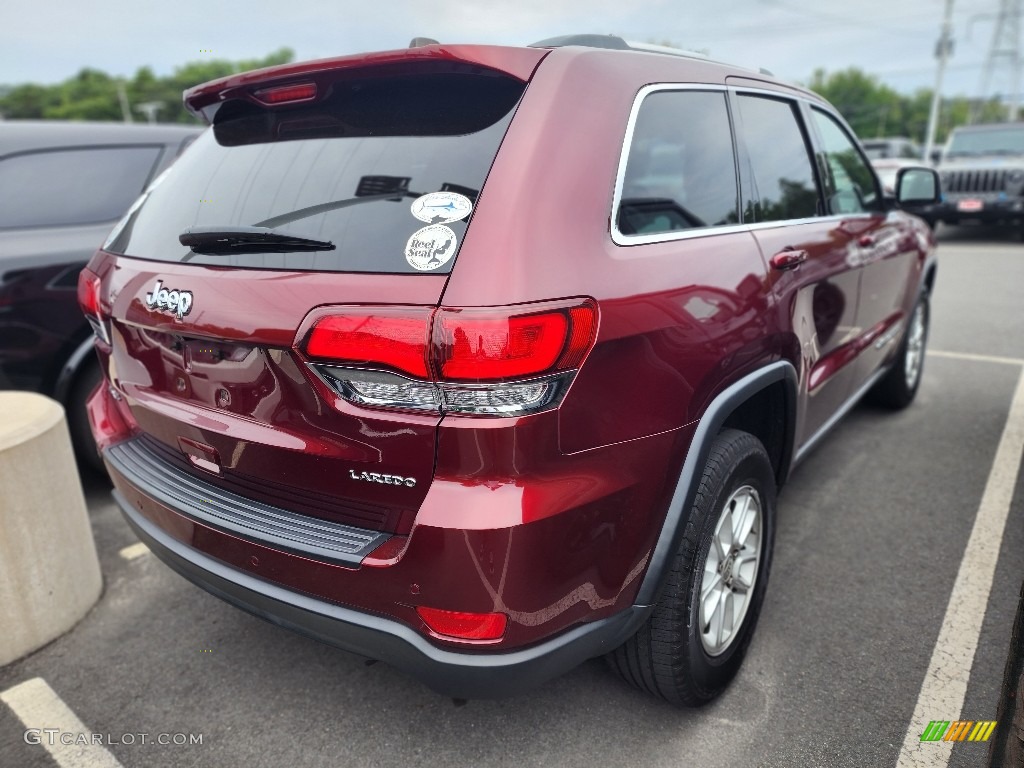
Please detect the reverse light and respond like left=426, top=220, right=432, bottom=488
left=416, top=606, right=508, bottom=641
left=253, top=82, right=317, bottom=105
left=301, top=300, right=598, bottom=417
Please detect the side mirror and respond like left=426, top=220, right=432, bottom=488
left=930, top=148, right=942, bottom=164
left=896, top=167, right=941, bottom=205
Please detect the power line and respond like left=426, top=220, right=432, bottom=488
left=974, top=0, right=1023, bottom=120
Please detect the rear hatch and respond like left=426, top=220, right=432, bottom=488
left=98, top=46, right=545, bottom=534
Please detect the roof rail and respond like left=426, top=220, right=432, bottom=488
left=623, top=40, right=708, bottom=59
left=528, top=34, right=751, bottom=68
left=528, top=34, right=630, bottom=51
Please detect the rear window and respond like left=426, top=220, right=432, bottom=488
left=0, top=146, right=162, bottom=229
left=105, top=66, right=526, bottom=274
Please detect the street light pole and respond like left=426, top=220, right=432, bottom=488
left=134, top=101, right=164, bottom=124
left=924, top=0, right=955, bottom=165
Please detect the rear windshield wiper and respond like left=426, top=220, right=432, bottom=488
left=179, top=226, right=336, bottom=256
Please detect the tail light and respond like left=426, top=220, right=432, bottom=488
left=304, top=308, right=432, bottom=378
left=77, top=268, right=110, bottom=345
left=301, top=299, right=598, bottom=417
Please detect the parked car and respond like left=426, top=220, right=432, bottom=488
left=862, top=137, right=923, bottom=196
left=933, top=122, right=1024, bottom=230
left=0, top=120, right=201, bottom=471
left=81, top=35, right=939, bottom=704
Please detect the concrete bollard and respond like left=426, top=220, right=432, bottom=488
left=0, top=392, right=102, bottom=666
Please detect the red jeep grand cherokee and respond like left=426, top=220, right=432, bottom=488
left=81, top=35, right=939, bottom=704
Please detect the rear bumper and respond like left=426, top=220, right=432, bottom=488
left=114, top=487, right=647, bottom=698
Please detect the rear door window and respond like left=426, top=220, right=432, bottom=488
left=0, top=146, right=162, bottom=228
left=615, top=89, right=739, bottom=238
left=105, top=67, right=526, bottom=274
left=733, top=94, right=820, bottom=223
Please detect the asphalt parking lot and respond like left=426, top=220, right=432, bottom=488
left=1, top=224, right=1022, bottom=768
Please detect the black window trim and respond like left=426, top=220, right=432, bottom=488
left=728, top=89, right=827, bottom=226
left=611, top=84, right=881, bottom=247
left=801, top=102, right=885, bottom=215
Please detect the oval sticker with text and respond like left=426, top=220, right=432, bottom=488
left=410, top=192, right=473, bottom=224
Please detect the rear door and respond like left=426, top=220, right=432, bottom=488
left=99, top=59, right=533, bottom=534
left=731, top=90, right=864, bottom=447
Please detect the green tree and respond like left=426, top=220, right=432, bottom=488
left=808, top=68, right=905, bottom=138
left=0, top=48, right=294, bottom=123
left=809, top=67, right=1010, bottom=145
left=0, top=83, right=60, bottom=118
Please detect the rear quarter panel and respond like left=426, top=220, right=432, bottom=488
left=442, top=49, right=781, bottom=454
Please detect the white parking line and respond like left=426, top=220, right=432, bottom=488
left=1, top=677, right=123, bottom=768
left=118, top=542, right=150, bottom=561
left=896, top=367, right=1024, bottom=767
left=928, top=349, right=1024, bottom=366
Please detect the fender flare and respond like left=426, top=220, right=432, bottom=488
left=921, top=255, right=938, bottom=296
left=633, top=360, right=798, bottom=607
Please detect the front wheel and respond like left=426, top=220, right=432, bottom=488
left=607, top=429, right=776, bottom=706
left=870, top=293, right=929, bottom=409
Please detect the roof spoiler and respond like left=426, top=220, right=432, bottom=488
left=182, top=45, right=548, bottom=124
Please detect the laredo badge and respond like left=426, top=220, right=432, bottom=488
left=410, top=192, right=473, bottom=224
left=405, top=225, right=457, bottom=271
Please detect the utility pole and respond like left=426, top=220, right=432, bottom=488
left=924, top=0, right=955, bottom=165
left=116, top=81, right=133, bottom=124
left=975, top=0, right=1022, bottom=121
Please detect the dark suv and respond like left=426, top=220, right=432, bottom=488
left=934, top=122, right=1024, bottom=229
left=0, top=120, right=200, bottom=470
left=82, top=36, right=939, bottom=704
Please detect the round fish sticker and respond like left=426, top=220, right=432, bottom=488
left=410, top=192, right=473, bottom=224
left=405, top=225, right=458, bottom=271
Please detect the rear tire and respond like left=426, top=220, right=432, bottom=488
left=870, top=293, right=929, bottom=410
left=68, top=360, right=105, bottom=475
left=607, top=429, right=776, bottom=706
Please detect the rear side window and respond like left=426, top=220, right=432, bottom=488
left=105, top=66, right=526, bottom=274
left=0, top=146, right=161, bottom=229
left=734, top=95, right=819, bottom=223
left=616, top=90, right=739, bottom=237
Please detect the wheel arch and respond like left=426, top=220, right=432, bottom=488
left=633, top=360, right=798, bottom=607
left=923, top=258, right=937, bottom=296
left=52, top=334, right=99, bottom=405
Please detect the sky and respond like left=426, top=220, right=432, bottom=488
left=0, top=0, right=1015, bottom=99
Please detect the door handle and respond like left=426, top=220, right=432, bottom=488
left=769, top=249, right=808, bottom=271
